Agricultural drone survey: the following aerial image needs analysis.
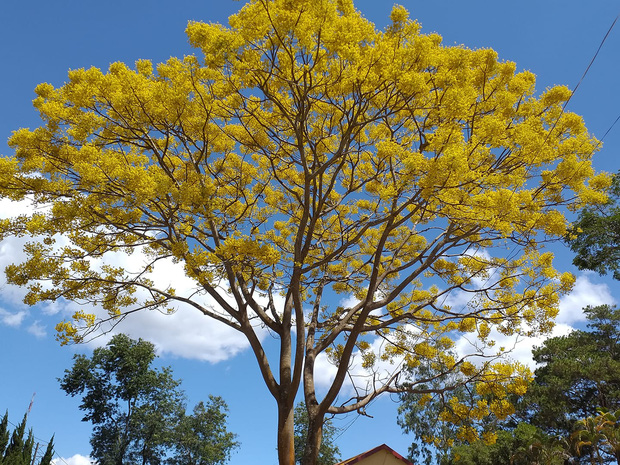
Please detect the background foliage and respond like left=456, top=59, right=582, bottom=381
left=59, top=334, right=238, bottom=465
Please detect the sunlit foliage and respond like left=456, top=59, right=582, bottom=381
left=0, top=1, right=608, bottom=463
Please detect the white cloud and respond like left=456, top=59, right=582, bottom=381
left=0, top=199, right=259, bottom=363
left=462, top=248, right=494, bottom=288
left=340, top=294, right=360, bottom=309
left=0, top=308, right=26, bottom=327
left=452, top=272, right=616, bottom=369
left=314, top=270, right=617, bottom=394
left=52, top=454, right=93, bottom=465
left=3, top=192, right=615, bottom=371
left=557, top=273, right=615, bottom=325
left=314, top=351, right=339, bottom=390
left=102, top=304, right=252, bottom=363
left=453, top=322, right=576, bottom=370
left=0, top=237, right=35, bottom=307
left=442, top=289, right=471, bottom=311
left=26, top=320, right=46, bottom=338
left=507, top=323, right=575, bottom=368
left=313, top=326, right=419, bottom=394
left=440, top=250, right=496, bottom=312
left=0, top=197, right=41, bottom=219
left=74, top=250, right=262, bottom=362
left=39, top=300, right=65, bottom=316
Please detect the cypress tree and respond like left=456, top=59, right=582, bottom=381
left=0, top=412, right=9, bottom=463
left=21, top=431, right=34, bottom=465
left=4, top=414, right=27, bottom=465
left=38, top=437, right=54, bottom=465
left=0, top=414, right=55, bottom=465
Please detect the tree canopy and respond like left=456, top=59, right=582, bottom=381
left=399, top=305, right=620, bottom=465
left=446, top=423, right=568, bottom=465
left=397, top=353, right=510, bottom=465
left=520, top=305, right=620, bottom=444
left=0, top=0, right=609, bottom=463
left=168, top=397, right=239, bottom=465
left=59, top=334, right=238, bottom=465
left=567, top=172, right=620, bottom=280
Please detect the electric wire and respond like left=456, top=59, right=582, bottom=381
left=563, top=12, right=620, bottom=112
left=4, top=417, right=69, bottom=464
left=599, top=114, right=620, bottom=144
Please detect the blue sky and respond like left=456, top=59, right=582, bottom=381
left=0, top=1, right=619, bottom=464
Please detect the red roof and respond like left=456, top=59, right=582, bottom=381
left=335, top=444, right=414, bottom=465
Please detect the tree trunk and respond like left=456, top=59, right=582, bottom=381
left=301, top=411, right=323, bottom=465
left=277, top=400, right=296, bottom=465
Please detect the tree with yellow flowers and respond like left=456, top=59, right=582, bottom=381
left=0, top=1, right=610, bottom=464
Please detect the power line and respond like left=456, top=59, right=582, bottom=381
left=599, top=113, right=620, bottom=145
left=570, top=11, right=620, bottom=151
left=51, top=452, right=72, bottom=465
left=5, top=418, right=53, bottom=448
left=543, top=10, right=620, bottom=148
left=563, top=12, right=620, bottom=112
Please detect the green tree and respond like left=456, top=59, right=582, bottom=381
left=442, top=423, right=567, bottom=465
left=399, top=306, right=620, bottom=465
left=508, top=426, right=570, bottom=465
left=293, top=402, right=340, bottom=465
left=0, top=413, right=9, bottom=464
left=521, top=305, right=620, bottom=439
left=567, top=172, right=620, bottom=280
left=572, top=409, right=620, bottom=465
left=398, top=357, right=473, bottom=465
left=59, top=334, right=237, bottom=465
left=1, top=1, right=608, bottom=463
left=38, top=439, right=54, bottom=465
left=0, top=412, right=54, bottom=465
left=60, top=333, right=185, bottom=465
left=169, top=397, right=239, bottom=465
left=397, top=352, right=526, bottom=465
left=3, top=413, right=29, bottom=465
